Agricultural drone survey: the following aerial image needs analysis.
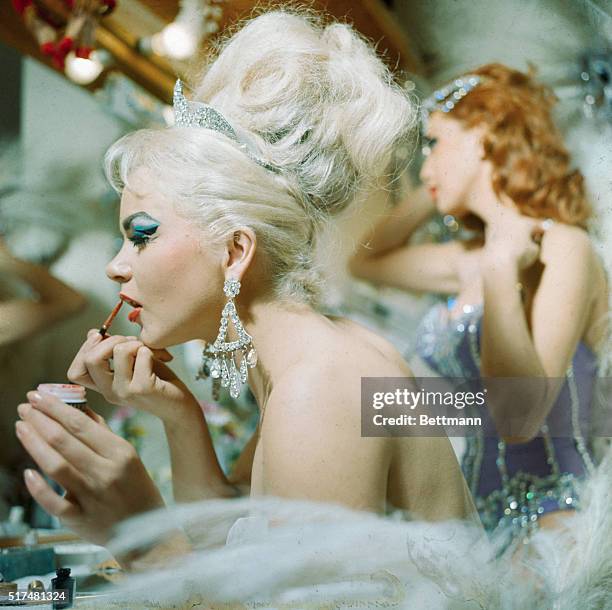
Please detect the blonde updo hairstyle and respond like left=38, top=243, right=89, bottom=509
left=105, top=9, right=415, bottom=304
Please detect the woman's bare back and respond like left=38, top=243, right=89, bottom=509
left=241, top=315, right=477, bottom=521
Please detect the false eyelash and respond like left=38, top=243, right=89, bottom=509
left=129, top=233, right=157, bottom=250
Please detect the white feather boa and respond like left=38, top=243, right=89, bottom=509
left=75, top=447, right=612, bottom=609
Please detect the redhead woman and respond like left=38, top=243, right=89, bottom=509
left=351, top=64, right=608, bottom=542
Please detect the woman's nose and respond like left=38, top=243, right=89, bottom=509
left=419, top=155, right=433, bottom=184
left=106, top=250, right=132, bottom=284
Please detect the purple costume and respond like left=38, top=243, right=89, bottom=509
left=415, top=301, right=597, bottom=538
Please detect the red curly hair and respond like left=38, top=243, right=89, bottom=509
left=446, top=63, right=591, bottom=228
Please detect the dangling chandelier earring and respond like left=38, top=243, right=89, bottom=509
left=197, top=278, right=258, bottom=400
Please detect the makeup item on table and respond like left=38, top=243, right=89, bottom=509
left=36, top=384, right=87, bottom=411
left=0, top=579, right=18, bottom=605
left=99, top=299, right=124, bottom=337
left=27, top=579, right=45, bottom=593
left=51, top=568, right=75, bottom=609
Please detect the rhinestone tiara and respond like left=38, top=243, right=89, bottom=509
left=421, top=74, right=482, bottom=127
left=173, top=79, right=280, bottom=173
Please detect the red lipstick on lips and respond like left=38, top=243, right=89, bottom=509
left=119, top=293, right=143, bottom=325
left=128, top=308, right=142, bottom=323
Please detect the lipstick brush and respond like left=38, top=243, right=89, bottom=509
left=99, top=300, right=124, bottom=337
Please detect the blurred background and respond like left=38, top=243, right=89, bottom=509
left=0, top=0, right=610, bottom=529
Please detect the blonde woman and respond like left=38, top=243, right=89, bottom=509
left=15, top=10, right=476, bottom=546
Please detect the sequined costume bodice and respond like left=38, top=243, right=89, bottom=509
left=415, top=301, right=598, bottom=538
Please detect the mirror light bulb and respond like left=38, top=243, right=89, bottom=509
left=65, top=51, right=105, bottom=85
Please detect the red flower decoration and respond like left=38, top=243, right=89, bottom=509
left=57, top=36, right=74, bottom=55
left=75, top=46, right=93, bottom=59
left=11, top=0, right=33, bottom=16
left=40, top=41, right=56, bottom=57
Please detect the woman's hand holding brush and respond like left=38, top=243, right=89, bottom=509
left=67, top=329, right=200, bottom=423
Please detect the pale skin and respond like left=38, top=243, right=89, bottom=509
left=350, top=112, right=609, bottom=531
left=16, top=167, right=476, bottom=548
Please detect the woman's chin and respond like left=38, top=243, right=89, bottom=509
left=138, top=327, right=160, bottom=349
left=435, top=197, right=454, bottom=215
left=139, top=327, right=181, bottom=351
left=436, top=199, right=467, bottom=219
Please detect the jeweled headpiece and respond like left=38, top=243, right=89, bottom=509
left=421, top=74, right=482, bottom=128
left=172, top=79, right=280, bottom=173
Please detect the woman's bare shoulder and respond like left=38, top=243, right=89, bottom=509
left=540, top=223, right=607, bottom=297
left=329, top=317, right=412, bottom=373
left=264, top=333, right=407, bottom=422
left=540, top=222, right=593, bottom=263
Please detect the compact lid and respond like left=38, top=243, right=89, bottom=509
left=37, top=384, right=87, bottom=404
left=55, top=568, right=71, bottom=578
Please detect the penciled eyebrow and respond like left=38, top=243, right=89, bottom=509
left=121, top=212, right=160, bottom=233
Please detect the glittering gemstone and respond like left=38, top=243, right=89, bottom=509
left=509, top=500, right=518, bottom=510
left=229, top=360, right=240, bottom=398
left=456, top=323, right=465, bottom=332
left=224, top=278, right=241, bottom=298
left=526, top=492, right=535, bottom=500
left=210, top=358, right=221, bottom=379
left=221, top=358, right=230, bottom=388
left=239, top=356, right=248, bottom=383
left=246, top=347, right=258, bottom=368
